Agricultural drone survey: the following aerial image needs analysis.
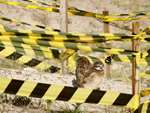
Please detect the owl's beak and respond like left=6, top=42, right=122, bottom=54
left=95, top=65, right=104, bottom=70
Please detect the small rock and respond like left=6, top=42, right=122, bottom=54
left=22, top=68, right=37, bottom=75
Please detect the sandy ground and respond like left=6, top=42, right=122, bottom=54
left=0, top=67, right=149, bottom=113
left=0, top=0, right=150, bottom=112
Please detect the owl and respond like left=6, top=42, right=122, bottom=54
left=76, top=56, right=92, bottom=87
left=82, top=61, right=104, bottom=90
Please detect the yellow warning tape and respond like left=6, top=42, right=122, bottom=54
left=0, top=24, right=11, bottom=31
left=1, top=0, right=150, bottom=22
left=103, top=16, right=150, bottom=22
left=22, top=0, right=60, bottom=8
left=0, top=36, right=137, bottom=55
left=134, top=100, right=150, bottom=113
left=1, top=16, right=150, bottom=43
left=0, top=77, right=139, bottom=109
left=141, top=50, right=150, bottom=58
left=1, top=40, right=149, bottom=71
left=0, top=40, right=60, bottom=61
left=0, top=16, right=59, bottom=31
left=141, top=88, right=150, bottom=97
left=0, top=0, right=105, bottom=19
left=22, top=0, right=85, bottom=12
left=0, top=31, right=136, bottom=43
left=110, top=13, right=150, bottom=16
left=140, top=72, right=150, bottom=78
left=0, top=45, right=59, bottom=72
left=112, top=54, right=150, bottom=66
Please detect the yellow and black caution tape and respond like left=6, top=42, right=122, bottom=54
left=53, top=0, right=149, bottom=30
left=22, top=0, right=84, bottom=12
left=108, top=11, right=150, bottom=22
left=2, top=39, right=145, bottom=70
left=133, top=26, right=150, bottom=40
left=141, top=49, right=150, bottom=58
left=0, top=36, right=138, bottom=55
left=22, top=0, right=60, bottom=8
left=0, top=40, right=144, bottom=70
left=0, top=40, right=105, bottom=69
left=141, top=37, right=150, bottom=42
left=53, top=0, right=88, bottom=12
left=0, top=24, right=11, bottom=31
left=0, top=0, right=105, bottom=19
left=110, top=13, right=150, bottom=17
left=0, top=17, right=136, bottom=42
left=0, top=77, right=139, bottom=109
left=0, top=46, right=60, bottom=72
left=112, top=54, right=150, bottom=66
left=111, top=54, right=132, bottom=64
left=140, top=26, right=150, bottom=36
left=1, top=28, right=149, bottom=43
left=140, top=72, right=150, bottom=78
left=140, top=70, right=150, bottom=97
left=103, top=16, right=150, bottom=22
left=134, top=100, right=150, bottom=113
left=0, top=16, right=60, bottom=32
left=0, top=40, right=61, bottom=61
left=96, top=18, right=132, bottom=31
left=0, top=40, right=106, bottom=70
left=2, top=28, right=150, bottom=43
left=1, top=0, right=150, bottom=22
left=0, top=29, right=135, bottom=42
left=22, top=0, right=133, bottom=31
left=1, top=17, right=150, bottom=42
left=141, top=88, right=150, bottom=97
left=1, top=26, right=149, bottom=43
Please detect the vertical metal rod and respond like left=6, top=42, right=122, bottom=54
left=132, top=22, right=135, bottom=95
left=60, top=0, right=68, bottom=75
left=103, top=11, right=111, bottom=78
left=132, top=22, right=140, bottom=111
left=132, top=22, right=140, bottom=96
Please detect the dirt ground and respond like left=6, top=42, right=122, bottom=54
left=0, top=0, right=150, bottom=112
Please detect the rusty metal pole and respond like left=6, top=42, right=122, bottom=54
left=132, top=23, right=136, bottom=95
left=60, top=0, right=68, bottom=75
left=132, top=22, right=140, bottom=97
left=103, top=11, right=111, bottom=78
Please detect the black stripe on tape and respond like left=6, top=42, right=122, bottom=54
left=56, top=87, right=77, bottom=101
left=113, top=93, right=133, bottom=105
left=85, top=90, right=106, bottom=103
left=147, top=102, right=150, bottom=112
left=147, top=109, right=150, bottom=113
left=4, top=79, right=24, bottom=94
left=145, top=38, right=150, bottom=42
left=51, top=49, right=60, bottom=60
left=24, top=59, right=42, bottom=67
left=6, top=52, right=23, bottom=60
left=30, top=83, right=50, bottom=98
left=36, top=25, right=46, bottom=29
left=120, top=14, right=130, bottom=16
left=0, top=46, right=5, bottom=51
left=134, top=103, right=143, bottom=113
left=147, top=49, right=150, bottom=54
left=54, top=29, right=60, bottom=32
